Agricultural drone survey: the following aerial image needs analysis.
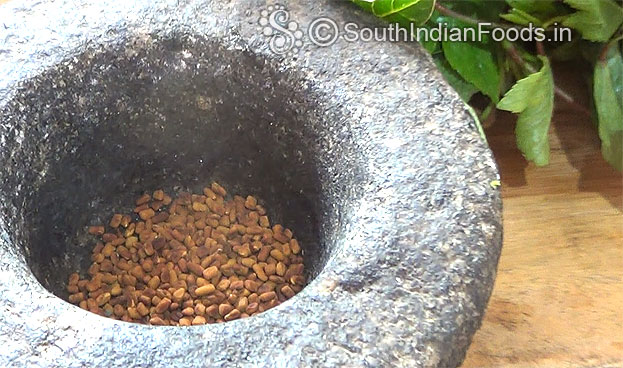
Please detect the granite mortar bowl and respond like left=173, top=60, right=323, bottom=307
left=0, top=1, right=503, bottom=367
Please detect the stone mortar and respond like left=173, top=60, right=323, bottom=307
left=0, top=0, right=502, bottom=367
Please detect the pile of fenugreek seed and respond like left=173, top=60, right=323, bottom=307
left=67, top=182, right=305, bottom=326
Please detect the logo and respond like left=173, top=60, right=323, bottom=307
left=258, top=4, right=304, bottom=56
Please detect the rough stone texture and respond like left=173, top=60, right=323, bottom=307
left=0, top=1, right=502, bottom=367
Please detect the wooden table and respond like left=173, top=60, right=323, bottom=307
left=1, top=2, right=621, bottom=365
left=462, top=63, right=623, bottom=367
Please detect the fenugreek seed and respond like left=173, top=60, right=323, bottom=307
left=179, top=317, right=192, bottom=326
left=125, top=236, right=138, bottom=248
left=88, top=226, right=105, bottom=235
left=202, top=266, right=219, bottom=280
left=290, top=275, right=305, bottom=286
left=273, top=231, right=289, bottom=244
left=281, top=285, right=295, bottom=298
left=148, top=276, right=160, bottom=290
left=257, top=247, right=271, bottom=262
left=259, top=291, right=276, bottom=302
left=211, top=182, right=227, bottom=197
left=264, top=263, right=276, bottom=276
left=195, top=284, right=216, bottom=297
left=68, top=292, right=85, bottom=303
left=155, top=298, right=172, bottom=313
left=244, top=196, right=257, bottom=210
left=192, top=202, right=208, bottom=212
left=224, top=308, right=241, bottom=321
left=252, top=264, right=268, bottom=282
left=110, top=284, right=122, bottom=296
left=218, top=303, right=234, bottom=316
left=275, top=262, right=286, bottom=276
left=182, top=307, right=194, bottom=316
left=149, top=316, right=166, bottom=325
left=217, top=279, right=230, bottom=291
left=136, top=193, right=151, bottom=206
left=187, top=262, right=204, bottom=276
left=191, top=315, right=206, bottom=325
left=290, top=239, right=301, bottom=254
left=246, top=302, right=259, bottom=314
left=153, top=190, right=165, bottom=201
left=139, top=208, right=155, bottom=220
left=246, top=225, right=263, bottom=235
left=270, top=249, right=285, bottom=261
left=240, top=257, right=256, bottom=268
left=230, top=280, right=244, bottom=290
left=152, top=211, right=169, bottom=224
left=173, top=288, right=186, bottom=301
left=137, top=302, right=149, bottom=317
left=109, top=214, right=123, bottom=228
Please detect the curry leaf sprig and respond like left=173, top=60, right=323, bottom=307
left=353, top=0, right=623, bottom=171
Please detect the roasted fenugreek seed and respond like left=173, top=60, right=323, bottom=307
left=68, top=182, right=306, bottom=325
left=195, top=284, right=215, bottom=297
left=224, top=308, right=241, bottom=321
left=259, top=291, right=277, bottom=302
left=218, top=303, right=234, bottom=316
left=153, top=190, right=165, bottom=201
left=136, top=193, right=151, bottom=206
left=88, top=226, right=105, bottom=235
left=202, top=266, right=219, bottom=280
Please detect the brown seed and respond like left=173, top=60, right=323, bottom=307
left=217, top=279, right=231, bottom=291
left=69, top=292, right=85, bottom=303
left=149, top=316, right=166, bottom=325
left=259, top=291, right=276, bottom=302
left=257, top=246, right=271, bottom=262
left=88, top=226, right=105, bottom=235
left=152, top=211, right=169, bottom=224
left=179, top=317, right=192, bottom=326
left=211, top=182, right=227, bottom=197
left=139, top=208, right=155, bottom=220
left=246, top=302, right=259, bottom=314
left=252, top=264, right=268, bottom=282
left=202, top=266, right=219, bottom=280
left=147, top=276, right=160, bottom=290
left=224, top=308, right=241, bottom=321
left=187, top=262, right=204, bottom=277
left=290, top=239, right=301, bottom=254
left=137, top=302, right=150, bottom=317
left=195, top=284, right=216, bottom=297
left=281, top=285, right=295, bottom=298
left=173, top=288, right=186, bottom=301
left=244, top=196, right=257, bottom=210
left=218, top=303, right=234, bottom=316
left=155, top=298, right=172, bottom=313
left=109, top=214, right=123, bottom=228
left=136, top=193, right=151, bottom=206
left=192, top=316, right=207, bottom=325
left=153, top=190, right=165, bottom=201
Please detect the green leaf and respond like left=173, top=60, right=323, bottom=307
left=433, top=56, right=479, bottom=101
left=353, top=0, right=436, bottom=26
left=506, top=0, right=565, bottom=20
left=562, top=0, right=623, bottom=42
left=594, top=45, right=623, bottom=171
left=497, top=56, right=554, bottom=166
left=442, top=39, right=501, bottom=102
left=500, top=8, right=543, bottom=26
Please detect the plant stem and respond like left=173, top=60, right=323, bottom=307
left=434, top=3, right=518, bottom=30
left=504, top=42, right=591, bottom=116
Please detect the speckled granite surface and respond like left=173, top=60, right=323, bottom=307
left=0, top=1, right=502, bottom=367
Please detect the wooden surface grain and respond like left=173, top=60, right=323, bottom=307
left=0, top=2, right=621, bottom=365
left=462, top=63, right=623, bottom=368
